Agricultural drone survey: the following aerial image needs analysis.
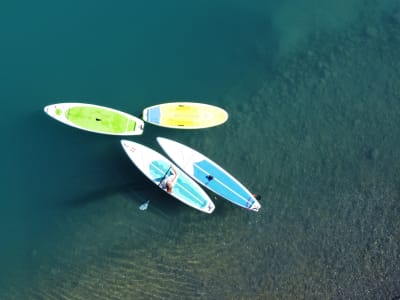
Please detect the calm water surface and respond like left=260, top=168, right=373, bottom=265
left=1, top=0, right=399, bottom=298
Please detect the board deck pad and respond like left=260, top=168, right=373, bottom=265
left=66, top=106, right=136, bottom=133
left=149, top=160, right=210, bottom=209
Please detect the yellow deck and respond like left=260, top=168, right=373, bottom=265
left=144, top=102, right=228, bottom=129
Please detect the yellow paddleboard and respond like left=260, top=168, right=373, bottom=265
left=142, top=102, right=228, bottom=129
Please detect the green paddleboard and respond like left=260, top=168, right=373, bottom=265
left=44, top=102, right=144, bottom=135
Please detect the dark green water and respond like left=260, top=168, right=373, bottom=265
left=1, top=0, right=400, bottom=298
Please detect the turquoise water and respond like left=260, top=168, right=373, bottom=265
left=1, top=0, right=400, bottom=298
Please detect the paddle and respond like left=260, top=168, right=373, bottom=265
left=158, top=167, right=171, bottom=187
left=139, top=200, right=150, bottom=211
left=138, top=167, right=171, bottom=211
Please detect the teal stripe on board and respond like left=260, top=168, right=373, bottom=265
left=194, top=160, right=250, bottom=207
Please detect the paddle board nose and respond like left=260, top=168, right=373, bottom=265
left=44, top=104, right=56, bottom=115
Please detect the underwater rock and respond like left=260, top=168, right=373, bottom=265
left=31, top=249, right=38, bottom=257
left=241, top=152, right=251, bottom=163
left=364, top=26, right=379, bottom=38
left=391, top=9, right=400, bottom=24
left=353, top=118, right=361, bottom=127
left=366, top=148, right=379, bottom=160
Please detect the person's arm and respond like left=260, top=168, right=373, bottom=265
left=169, top=164, right=179, bottom=183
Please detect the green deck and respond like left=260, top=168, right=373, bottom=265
left=66, top=106, right=136, bottom=134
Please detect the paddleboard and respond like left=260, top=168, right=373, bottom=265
left=44, top=102, right=144, bottom=135
left=120, top=140, right=215, bottom=214
left=142, top=102, right=228, bottom=129
left=157, top=137, right=261, bottom=212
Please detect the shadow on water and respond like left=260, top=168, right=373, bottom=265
left=61, top=178, right=186, bottom=216
left=60, top=182, right=146, bottom=208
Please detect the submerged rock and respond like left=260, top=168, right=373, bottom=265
left=364, top=26, right=379, bottom=38
left=391, top=9, right=400, bottom=24
left=366, top=148, right=379, bottom=160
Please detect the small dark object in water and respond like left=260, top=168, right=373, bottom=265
left=366, top=148, right=379, bottom=160
left=206, top=175, right=214, bottom=181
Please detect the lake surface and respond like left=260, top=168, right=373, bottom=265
left=1, top=0, right=400, bottom=298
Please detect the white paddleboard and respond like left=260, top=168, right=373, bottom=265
left=157, top=137, right=261, bottom=211
left=121, top=140, right=215, bottom=214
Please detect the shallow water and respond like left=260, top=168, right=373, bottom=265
left=1, top=0, right=400, bottom=299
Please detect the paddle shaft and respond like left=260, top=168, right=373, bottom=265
left=158, top=167, right=171, bottom=187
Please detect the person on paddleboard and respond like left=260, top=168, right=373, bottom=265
left=160, top=164, right=179, bottom=193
